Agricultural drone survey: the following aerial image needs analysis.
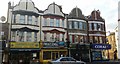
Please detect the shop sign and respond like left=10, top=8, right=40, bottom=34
left=10, top=42, right=39, bottom=48
left=91, top=44, right=111, bottom=50
left=43, top=42, right=65, bottom=47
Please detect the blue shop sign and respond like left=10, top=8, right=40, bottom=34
left=91, top=44, right=111, bottom=50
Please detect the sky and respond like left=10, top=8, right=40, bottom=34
left=0, top=0, right=119, bottom=32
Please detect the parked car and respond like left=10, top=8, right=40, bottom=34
left=48, top=57, right=86, bottom=64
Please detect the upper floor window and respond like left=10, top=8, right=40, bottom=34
left=83, top=23, right=87, bottom=30
left=97, top=24, right=101, bottom=31
left=56, top=19, right=60, bottom=27
left=50, top=19, right=54, bottom=26
left=44, top=18, right=47, bottom=26
left=13, top=15, right=16, bottom=23
left=19, top=15, right=25, bottom=24
left=79, top=22, right=83, bottom=30
left=44, top=33, right=47, bottom=41
left=35, top=17, right=38, bottom=25
left=62, top=20, right=64, bottom=27
left=74, top=22, right=78, bottom=29
left=18, top=31, right=24, bottom=42
left=89, top=23, right=92, bottom=30
left=28, top=16, right=32, bottom=24
left=34, top=32, right=37, bottom=42
left=26, top=32, right=32, bottom=42
left=69, top=22, right=72, bottom=29
left=94, top=23, right=97, bottom=30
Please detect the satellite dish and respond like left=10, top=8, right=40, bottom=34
left=0, top=16, right=6, bottom=22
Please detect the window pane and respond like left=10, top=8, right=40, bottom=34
left=89, top=23, right=92, bottom=30
left=43, top=51, right=51, bottom=60
left=34, top=32, right=37, bottom=42
left=35, top=17, right=38, bottom=25
left=26, top=32, right=32, bottom=42
left=62, top=20, right=64, bottom=27
left=19, top=31, right=24, bottom=42
left=19, top=15, right=25, bottom=24
left=74, top=22, right=78, bottom=29
left=44, top=18, right=47, bottom=26
left=94, top=23, right=97, bottom=30
left=56, top=19, right=60, bottom=27
left=69, top=22, right=72, bottom=29
left=28, top=16, right=32, bottom=24
left=79, top=22, right=82, bottom=29
left=50, top=19, right=54, bottom=26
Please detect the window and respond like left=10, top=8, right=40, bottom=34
left=94, top=36, right=98, bottom=43
left=74, top=35, right=78, bottom=43
left=56, top=34, right=60, bottom=41
left=62, top=20, right=64, bottom=27
left=44, top=33, right=47, bottom=41
left=61, top=34, right=64, bottom=41
left=13, top=15, right=16, bottom=23
left=34, top=32, right=37, bottom=42
left=43, top=51, right=51, bottom=60
left=74, top=22, right=78, bottom=29
left=35, top=17, right=38, bottom=25
left=79, top=22, right=83, bottom=29
left=11, top=31, right=16, bottom=41
left=26, top=32, right=32, bottom=42
left=99, top=37, right=102, bottom=43
left=69, top=35, right=72, bottom=43
left=19, top=15, right=25, bottom=24
left=97, top=24, right=101, bottom=31
left=89, top=23, right=92, bottom=30
left=83, top=23, right=87, bottom=30
left=90, top=36, right=93, bottom=43
left=28, top=16, right=32, bottom=24
left=50, top=33, right=54, bottom=42
left=19, top=31, right=24, bottom=42
left=69, top=22, right=72, bottom=29
left=56, top=19, right=60, bottom=27
left=94, top=23, right=97, bottom=30
left=44, top=18, right=47, bottom=26
left=50, top=19, right=54, bottom=26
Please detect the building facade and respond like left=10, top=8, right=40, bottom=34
left=105, top=32, right=117, bottom=60
left=7, top=0, right=41, bottom=64
left=0, top=22, right=9, bottom=64
left=40, top=3, right=67, bottom=63
left=87, top=10, right=109, bottom=61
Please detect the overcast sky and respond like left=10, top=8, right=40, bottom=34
left=0, top=0, right=119, bottom=32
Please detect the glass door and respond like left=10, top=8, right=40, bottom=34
left=52, top=52, right=59, bottom=60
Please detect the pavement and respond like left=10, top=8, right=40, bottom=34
left=86, top=60, right=120, bottom=64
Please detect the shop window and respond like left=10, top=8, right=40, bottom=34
left=43, top=51, right=51, bottom=60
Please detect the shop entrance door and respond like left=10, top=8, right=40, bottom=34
left=52, top=52, right=59, bottom=60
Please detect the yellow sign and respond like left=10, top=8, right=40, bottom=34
left=10, top=42, right=39, bottom=48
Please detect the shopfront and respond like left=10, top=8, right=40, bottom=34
left=91, top=44, right=111, bottom=61
left=40, top=42, right=67, bottom=64
left=9, top=42, right=40, bottom=64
